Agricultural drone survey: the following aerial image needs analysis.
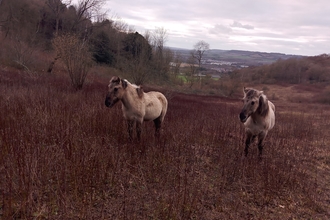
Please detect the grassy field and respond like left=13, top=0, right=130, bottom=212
left=0, top=69, right=330, bottom=219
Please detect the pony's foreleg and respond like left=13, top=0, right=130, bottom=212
left=136, top=121, right=142, bottom=141
left=244, top=132, right=254, bottom=156
left=257, top=132, right=267, bottom=156
left=127, top=120, right=134, bottom=141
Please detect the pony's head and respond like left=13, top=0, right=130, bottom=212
left=105, top=76, right=128, bottom=108
left=239, top=87, right=269, bottom=123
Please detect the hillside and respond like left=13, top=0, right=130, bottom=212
left=170, top=47, right=305, bottom=67
left=1, top=68, right=330, bottom=219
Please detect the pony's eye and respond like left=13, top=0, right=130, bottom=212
left=251, top=101, right=255, bottom=105
left=114, top=88, right=118, bottom=92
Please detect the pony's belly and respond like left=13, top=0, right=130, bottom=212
left=244, top=120, right=267, bottom=135
left=144, top=110, right=161, bottom=121
left=143, top=101, right=163, bottom=121
left=123, top=107, right=161, bottom=122
left=123, top=112, right=143, bottom=122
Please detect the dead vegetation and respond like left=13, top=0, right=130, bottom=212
left=0, top=69, right=329, bottom=219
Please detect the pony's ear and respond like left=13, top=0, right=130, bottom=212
left=121, top=79, right=128, bottom=89
left=136, top=86, right=144, bottom=98
left=110, top=76, right=121, bottom=84
left=258, top=94, right=269, bottom=116
left=243, top=87, right=249, bottom=94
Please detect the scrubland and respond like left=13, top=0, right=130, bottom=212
left=0, top=69, right=330, bottom=219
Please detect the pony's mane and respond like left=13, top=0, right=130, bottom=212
left=123, top=79, right=140, bottom=88
left=245, top=88, right=259, bottom=99
left=123, top=79, right=143, bottom=98
left=258, top=94, right=269, bottom=116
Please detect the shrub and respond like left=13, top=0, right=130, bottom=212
left=52, top=34, right=93, bottom=90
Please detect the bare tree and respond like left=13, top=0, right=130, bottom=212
left=186, top=54, right=198, bottom=88
left=120, top=32, right=152, bottom=85
left=0, top=0, right=40, bottom=40
left=75, top=0, right=108, bottom=22
left=172, top=52, right=182, bottom=77
left=0, top=0, right=43, bottom=72
left=12, top=37, right=36, bottom=72
left=46, top=0, right=72, bottom=36
left=67, top=0, right=109, bottom=38
left=191, top=40, right=209, bottom=87
left=48, top=0, right=108, bottom=74
left=111, top=15, right=130, bottom=33
left=129, top=48, right=151, bottom=85
left=192, top=40, right=210, bottom=69
left=152, top=27, right=167, bottom=51
left=149, top=27, right=170, bottom=78
left=52, top=34, right=93, bottom=89
left=144, top=30, right=152, bottom=43
left=151, top=27, right=167, bottom=59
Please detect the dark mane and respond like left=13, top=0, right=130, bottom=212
left=246, top=89, right=258, bottom=98
left=257, top=94, right=269, bottom=117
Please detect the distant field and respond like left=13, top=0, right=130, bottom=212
left=171, top=48, right=304, bottom=65
left=177, top=74, right=188, bottom=83
left=0, top=69, right=329, bottom=219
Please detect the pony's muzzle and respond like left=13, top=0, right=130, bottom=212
left=105, top=97, right=112, bottom=107
left=239, top=112, right=247, bottom=123
left=105, top=96, right=118, bottom=108
left=105, top=100, right=110, bottom=107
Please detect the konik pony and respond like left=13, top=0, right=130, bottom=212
left=105, top=76, right=168, bottom=141
left=239, top=87, right=275, bottom=156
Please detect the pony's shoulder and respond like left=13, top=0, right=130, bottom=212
left=268, top=100, right=275, bottom=112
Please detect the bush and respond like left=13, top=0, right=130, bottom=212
left=52, top=34, right=93, bottom=90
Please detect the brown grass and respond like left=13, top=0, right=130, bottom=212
left=0, top=69, right=330, bottom=219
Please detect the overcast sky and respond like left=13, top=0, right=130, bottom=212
left=81, top=0, right=330, bottom=56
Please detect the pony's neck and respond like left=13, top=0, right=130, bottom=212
left=121, top=85, right=139, bottom=110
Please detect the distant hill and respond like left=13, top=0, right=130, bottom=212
left=169, top=47, right=306, bottom=67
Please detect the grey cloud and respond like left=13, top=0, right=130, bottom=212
left=230, top=21, right=254, bottom=30
left=98, top=0, right=330, bottom=55
left=209, top=24, right=232, bottom=35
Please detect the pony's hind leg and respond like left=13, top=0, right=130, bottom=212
left=127, top=120, right=134, bottom=141
left=153, top=117, right=162, bottom=139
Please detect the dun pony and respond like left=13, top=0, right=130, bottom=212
left=239, top=87, right=275, bottom=157
left=105, top=76, right=168, bottom=141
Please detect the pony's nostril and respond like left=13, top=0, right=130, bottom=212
left=105, top=99, right=110, bottom=107
left=239, top=112, right=246, bottom=121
